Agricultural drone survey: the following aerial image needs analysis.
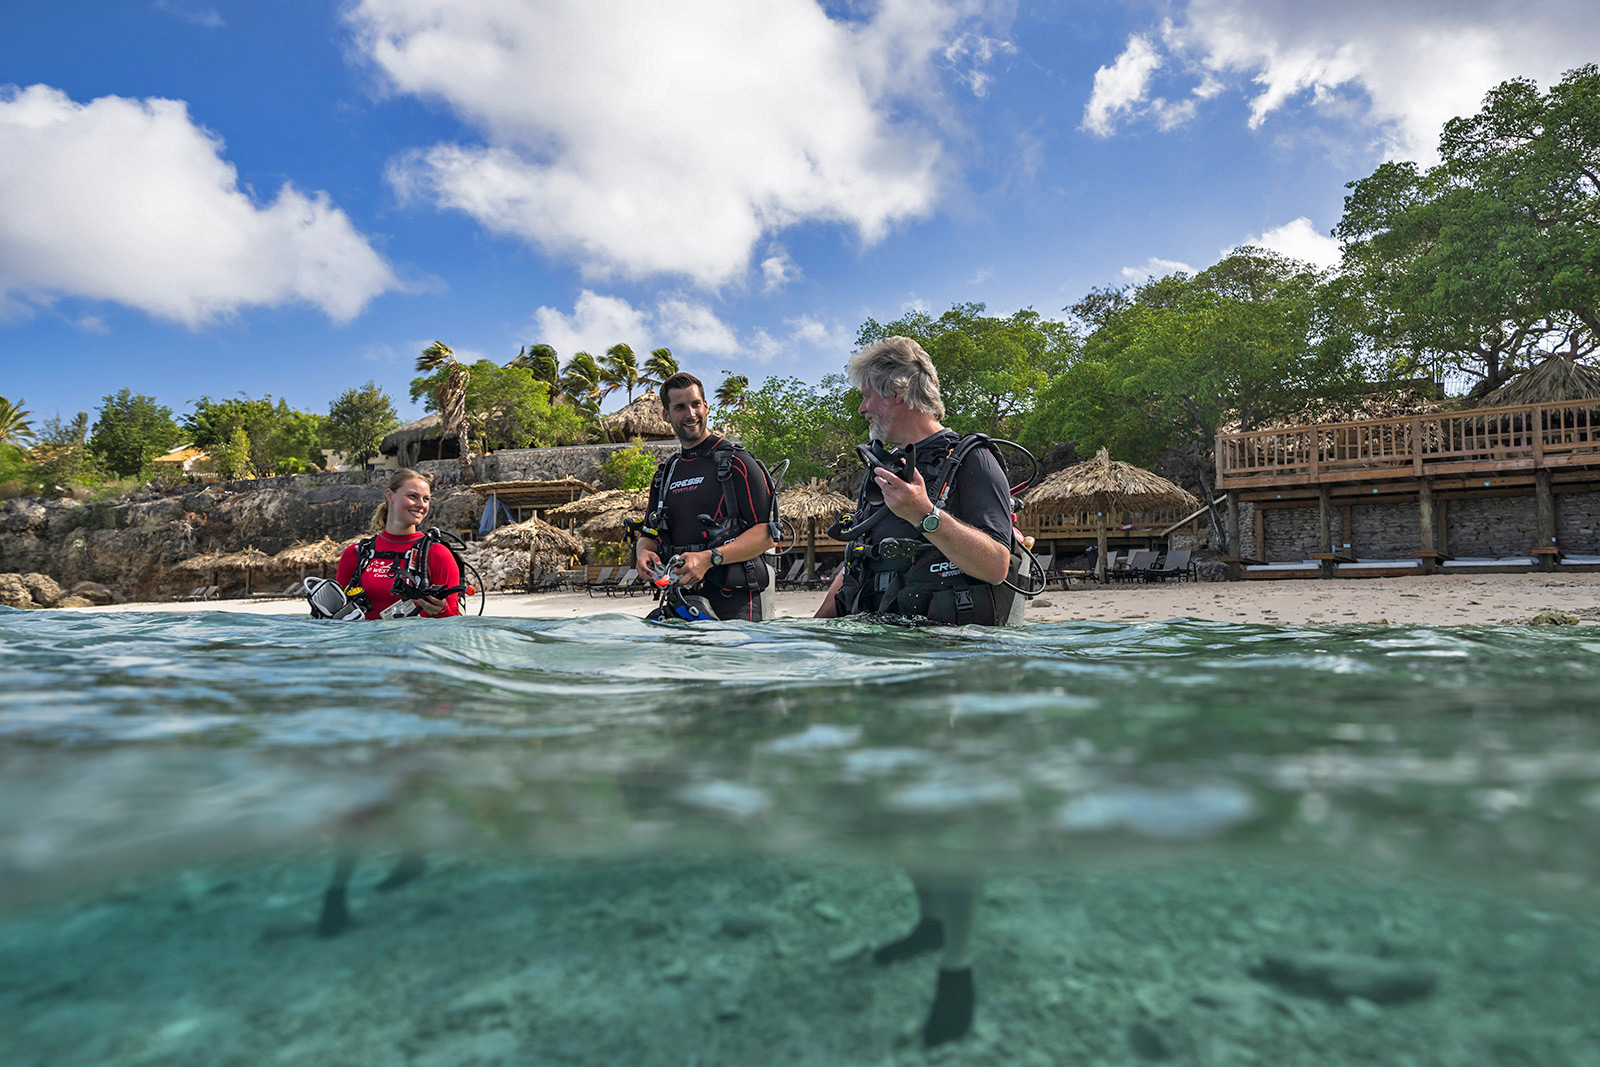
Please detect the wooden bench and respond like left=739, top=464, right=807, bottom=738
left=1219, top=555, right=1263, bottom=581
left=1532, top=545, right=1562, bottom=572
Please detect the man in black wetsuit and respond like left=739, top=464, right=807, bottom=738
left=635, top=372, right=776, bottom=621
left=815, top=335, right=1020, bottom=1046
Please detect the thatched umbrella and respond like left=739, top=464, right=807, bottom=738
left=378, top=412, right=444, bottom=467
left=274, top=537, right=347, bottom=580
left=598, top=391, right=673, bottom=441
left=546, top=488, right=649, bottom=528
left=213, top=547, right=275, bottom=595
left=481, top=516, right=584, bottom=584
left=779, top=479, right=853, bottom=580
left=1026, top=448, right=1199, bottom=581
left=175, top=551, right=226, bottom=589
left=576, top=507, right=637, bottom=545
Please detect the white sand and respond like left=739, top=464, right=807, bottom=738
left=69, top=571, right=1600, bottom=625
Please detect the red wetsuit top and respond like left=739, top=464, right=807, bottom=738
left=335, top=531, right=461, bottom=620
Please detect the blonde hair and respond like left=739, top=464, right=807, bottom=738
left=373, top=468, right=432, bottom=530
left=848, top=336, right=945, bottom=420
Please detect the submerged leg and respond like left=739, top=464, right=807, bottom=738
left=318, top=849, right=359, bottom=938
left=873, top=882, right=945, bottom=964
left=375, top=850, right=427, bottom=892
left=917, top=875, right=981, bottom=1047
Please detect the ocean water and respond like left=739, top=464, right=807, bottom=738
left=1, top=606, right=1598, bottom=1065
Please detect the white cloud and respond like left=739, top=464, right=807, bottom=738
left=153, top=0, right=224, bottom=28
left=1083, top=34, right=1163, bottom=137
left=1089, top=0, right=1600, bottom=162
left=943, top=33, right=1017, bottom=97
left=1231, top=217, right=1341, bottom=270
left=1120, top=256, right=1193, bottom=283
left=353, top=0, right=1007, bottom=287
left=760, top=247, right=801, bottom=293
left=0, top=85, right=400, bottom=327
left=75, top=315, right=109, bottom=335
left=785, top=313, right=852, bottom=353
left=531, top=291, right=653, bottom=358
left=657, top=298, right=741, bottom=357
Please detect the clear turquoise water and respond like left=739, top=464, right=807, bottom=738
left=2, top=607, right=1598, bottom=1064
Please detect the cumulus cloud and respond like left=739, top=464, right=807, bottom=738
left=0, top=84, right=400, bottom=327
left=352, top=0, right=1007, bottom=287
left=658, top=298, right=742, bottom=357
left=1120, top=256, right=1194, bottom=283
left=1083, top=0, right=1600, bottom=161
left=530, top=291, right=653, bottom=359
left=1232, top=217, right=1341, bottom=270
left=761, top=247, right=801, bottom=293
left=1083, top=33, right=1163, bottom=137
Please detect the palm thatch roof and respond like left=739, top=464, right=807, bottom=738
left=213, top=547, right=276, bottom=570
left=1027, top=448, right=1199, bottom=514
left=275, top=538, right=348, bottom=568
left=379, top=413, right=444, bottom=457
left=779, top=480, right=853, bottom=523
left=546, top=488, right=649, bottom=523
left=598, top=391, right=674, bottom=440
left=1479, top=356, right=1600, bottom=409
left=470, top=477, right=598, bottom=509
left=481, top=516, right=584, bottom=555
left=576, top=507, right=638, bottom=543
left=175, top=551, right=227, bottom=573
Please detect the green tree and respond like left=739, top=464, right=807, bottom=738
left=184, top=394, right=325, bottom=476
left=598, top=439, right=658, bottom=490
left=416, top=341, right=473, bottom=475
left=728, top=374, right=863, bottom=481
left=29, top=412, right=90, bottom=494
left=1335, top=64, right=1600, bottom=395
left=412, top=360, right=587, bottom=451
left=1028, top=248, right=1366, bottom=486
left=213, top=425, right=253, bottom=480
left=89, top=388, right=182, bottom=477
left=641, top=348, right=678, bottom=391
left=601, top=343, right=641, bottom=403
left=326, top=381, right=400, bottom=468
left=856, top=303, right=1079, bottom=437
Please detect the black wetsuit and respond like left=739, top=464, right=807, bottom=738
left=835, top=429, right=1016, bottom=624
left=645, top=434, right=774, bottom=621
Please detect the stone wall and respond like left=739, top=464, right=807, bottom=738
left=1249, top=490, right=1600, bottom=561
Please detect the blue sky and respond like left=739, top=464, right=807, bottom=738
left=4, top=0, right=1598, bottom=428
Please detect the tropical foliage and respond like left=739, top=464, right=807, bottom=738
left=726, top=374, right=863, bottom=482
left=184, top=394, right=325, bottom=475
left=416, top=341, right=472, bottom=474
left=412, top=359, right=586, bottom=452
left=325, top=381, right=400, bottom=467
left=598, top=439, right=658, bottom=490
left=88, top=388, right=182, bottom=477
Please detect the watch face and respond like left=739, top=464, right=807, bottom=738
left=921, top=509, right=940, bottom=532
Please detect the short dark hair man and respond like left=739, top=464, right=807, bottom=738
left=814, top=335, right=1025, bottom=1047
left=635, top=372, right=777, bottom=621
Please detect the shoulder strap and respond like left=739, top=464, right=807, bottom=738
left=927, top=432, right=993, bottom=510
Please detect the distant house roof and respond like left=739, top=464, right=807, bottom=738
left=379, top=413, right=444, bottom=456
left=152, top=444, right=207, bottom=465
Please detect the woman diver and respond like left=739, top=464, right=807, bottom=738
left=332, top=468, right=462, bottom=620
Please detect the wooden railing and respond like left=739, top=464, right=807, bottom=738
left=1217, top=398, right=1600, bottom=488
left=1017, top=503, right=1199, bottom=541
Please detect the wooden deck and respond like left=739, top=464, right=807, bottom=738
left=1217, top=397, right=1600, bottom=489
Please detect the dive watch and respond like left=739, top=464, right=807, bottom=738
left=710, top=547, right=725, bottom=567
left=920, top=506, right=942, bottom=533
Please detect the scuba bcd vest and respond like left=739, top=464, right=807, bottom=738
left=829, top=431, right=1044, bottom=626
left=635, top=437, right=786, bottom=593
left=306, top=527, right=484, bottom=619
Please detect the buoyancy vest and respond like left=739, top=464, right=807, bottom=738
left=645, top=437, right=778, bottom=591
left=834, top=432, right=1026, bottom=627
left=348, top=527, right=476, bottom=615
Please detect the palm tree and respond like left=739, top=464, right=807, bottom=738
left=510, top=343, right=562, bottom=402
left=561, top=351, right=605, bottom=411
left=641, top=348, right=679, bottom=391
left=715, top=373, right=749, bottom=411
left=415, top=341, right=472, bottom=476
left=601, top=343, right=641, bottom=403
left=0, top=395, right=34, bottom=452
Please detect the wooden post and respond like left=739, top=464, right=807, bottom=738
left=1254, top=508, right=1266, bottom=563
left=1096, top=510, right=1109, bottom=582
left=1318, top=485, right=1334, bottom=579
left=1536, top=469, right=1557, bottom=571
left=1226, top=494, right=1241, bottom=581
left=1419, top=477, right=1437, bottom=575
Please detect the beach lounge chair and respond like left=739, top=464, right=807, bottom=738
left=775, top=559, right=807, bottom=590
left=584, top=566, right=616, bottom=596
left=607, top=568, right=643, bottom=596
left=179, top=584, right=220, bottom=601
left=1142, top=548, right=1193, bottom=582
left=1111, top=549, right=1157, bottom=583
left=807, top=561, right=844, bottom=591
left=533, top=569, right=570, bottom=593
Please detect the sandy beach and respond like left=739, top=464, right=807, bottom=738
left=68, top=571, right=1600, bottom=626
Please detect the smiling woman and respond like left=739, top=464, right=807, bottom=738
left=331, top=468, right=462, bottom=620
